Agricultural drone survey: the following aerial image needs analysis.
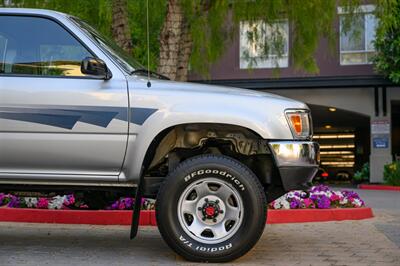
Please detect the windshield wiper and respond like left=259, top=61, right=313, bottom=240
left=130, top=68, right=170, bottom=80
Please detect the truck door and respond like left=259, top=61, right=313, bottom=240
left=0, top=15, right=129, bottom=179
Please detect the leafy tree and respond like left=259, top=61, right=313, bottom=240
left=128, top=0, right=166, bottom=71
left=9, top=0, right=113, bottom=36
left=4, top=0, right=166, bottom=71
left=4, top=0, right=386, bottom=82
left=374, top=0, right=400, bottom=84
left=158, top=0, right=364, bottom=80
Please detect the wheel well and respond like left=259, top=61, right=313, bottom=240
left=141, top=123, right=283, bottom=198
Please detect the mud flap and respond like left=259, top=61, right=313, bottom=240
left=130, top=178, right=144, bottom=239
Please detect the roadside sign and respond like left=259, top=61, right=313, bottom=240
left=373, top=137, right=389, bottom=149
left=371, top=119, right=390, bottom=134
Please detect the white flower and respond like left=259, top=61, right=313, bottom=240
left=271, top=196, right=290, bottom=209
left=273, top=201, right=281, bottom=209
left=281, top=200, right=290, bottom=209
left=353, top=198, right=362, bottom=207
left=334, top=191, right=344, bottom=198
left=24, top=197, right=38, bottom=208
left=48, top=195, right=67, bottom=209
left=340, top=198, right=348, bottom=205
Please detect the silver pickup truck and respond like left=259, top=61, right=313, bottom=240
left=0, top=8, right=319, bottom=262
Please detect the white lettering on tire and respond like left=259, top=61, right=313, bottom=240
left=179, top=235, right=233, bottom=252
left=183, top=169, right=245, bottom=191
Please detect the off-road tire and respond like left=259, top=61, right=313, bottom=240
left=156, top=154, right=267, bottom=262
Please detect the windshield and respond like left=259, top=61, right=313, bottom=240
left=69, top=16, right=143, bottom=73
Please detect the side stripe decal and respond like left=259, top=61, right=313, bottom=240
left=130, top=108, right=157, bottom=125
left=0, top=106, right=158, bottom=129
left=0, top=112, right=81, bottom=129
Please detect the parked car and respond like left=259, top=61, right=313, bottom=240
left=0, top=9, right=319, bottom=262
left=313, top=167, right=329, bottom=183
left=335, top=170, right=352, bottom=181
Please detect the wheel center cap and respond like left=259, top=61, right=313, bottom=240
left=196, top=195, right=226, bottom=224
left=205, top=206, right=216, bottom=216
left=201, top=200, right=222, bottom=221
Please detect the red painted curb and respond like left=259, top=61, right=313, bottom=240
left=0, top=208, right=151, bottom=225
left=267, top=208, right=373, bottom=223
left=358, top=184, right=400, bottom=191
left=0, top=207, right=373, bottom=225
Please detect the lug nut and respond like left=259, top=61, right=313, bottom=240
left=213, top=218, right=217, bottom=222
left=219, top=210, right=224, bottom=214
left=198, top=207, right=202, bottom=211
left=215, top=200, right=219, bottom=204
left=202, top=217, right=206, bottom=221
left=205, top=198, right=209, bottom=202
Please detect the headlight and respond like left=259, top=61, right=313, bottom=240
left=285, top=109, right=312, bottom=139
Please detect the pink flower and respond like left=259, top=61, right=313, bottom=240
left=37, top=198, right=49, bottom=209
left=303, top=198, right=314, bottom=208
left=63, top=195, right=75, bottom=207
left=118, top=202, right=126, bottom=210
left=330, top=194, right=341, bottom=202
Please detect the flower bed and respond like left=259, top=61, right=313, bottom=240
left=0, top=185, right=373, bottom=225
left=0, top=193, right=155, bottom=210
left=269, top=185, right=365, bottom=210
left=1, top=185, right=364, bottom=211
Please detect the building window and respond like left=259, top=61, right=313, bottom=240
left=339, top=5, right=377, bottom=65
left=239, top=20, right=289, bottom=69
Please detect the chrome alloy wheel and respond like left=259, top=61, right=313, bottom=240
left=177, top=177, right=244, bottom=244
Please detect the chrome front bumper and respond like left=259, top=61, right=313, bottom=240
left=268, top=141, right=320, bottom=191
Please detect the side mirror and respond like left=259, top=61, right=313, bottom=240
left=81, top=57, right=112, bottom=80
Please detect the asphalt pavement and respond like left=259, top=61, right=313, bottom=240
left=0, top=188, right=398, bottom=266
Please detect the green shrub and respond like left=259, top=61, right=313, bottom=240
left=353, top=163, right=369, bottom=182
left=383, top=161, right=400, bottom=186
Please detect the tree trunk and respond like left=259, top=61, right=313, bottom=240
left=112, top=0, right=133, bottom=53
left=158, top=0, right=193, bottom=81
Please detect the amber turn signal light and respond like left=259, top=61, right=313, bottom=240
left=285, top=110, right=311, bottom=139
left=289, top=114, right=302, bottom=135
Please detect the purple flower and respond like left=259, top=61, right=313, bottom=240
left=124, top=198, right=134, bottom=209
left=310, top=185, right=331, bottom=193
left=111, top=201, right=119, bottom=210
left=310, top=194, right=318, bottom=202
left=289, top=198, right=301, bottom=209
left=316, top=195, right=331, bottom=209
left=7, top=195, right=19, bottom=208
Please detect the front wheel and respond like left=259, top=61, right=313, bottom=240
left=156, top=155, right=267, bottom=262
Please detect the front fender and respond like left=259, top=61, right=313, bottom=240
left=121, top=99, right=293, bottom=182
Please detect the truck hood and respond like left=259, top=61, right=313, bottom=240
left=127, top=75, right=308, bottom=140
left=128, top=75, right=304, bottom=105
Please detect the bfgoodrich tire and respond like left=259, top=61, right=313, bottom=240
left=156, top=155, right=267, bottom=262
